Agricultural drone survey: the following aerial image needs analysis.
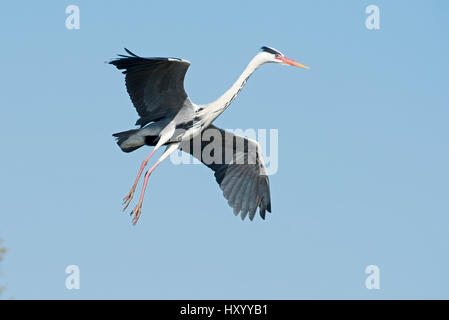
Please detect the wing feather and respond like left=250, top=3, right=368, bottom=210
left=181, top=125, right=272, bottom=220
left=109, top=49, right=192, bottom=127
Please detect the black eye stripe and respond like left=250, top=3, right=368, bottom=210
left=260, top=46, right=283, bottom=56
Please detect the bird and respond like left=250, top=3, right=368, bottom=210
left=109, top=46, right=309, bottom=224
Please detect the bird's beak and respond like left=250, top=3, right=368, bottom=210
left=279, top=56, right=310, bottom=69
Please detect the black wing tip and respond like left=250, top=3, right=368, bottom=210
left=233, top=204, right=270, bottom=221
left=234, top=195, right=271, bottom=222
left=124, top=48, right=139, bottom=57
left=108, top=48, right=139, bottom=66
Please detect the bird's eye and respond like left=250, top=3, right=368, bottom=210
left=275, top=54, right=281, bottom=59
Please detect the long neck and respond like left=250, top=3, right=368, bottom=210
left=204, top=55, right=263, bottom=122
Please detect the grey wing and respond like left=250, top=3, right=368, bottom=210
left=181, top=125, right=271, bottom=221
left=109, top=48, right=192, bottom=127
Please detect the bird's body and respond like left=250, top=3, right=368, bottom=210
left=110, top=47, right=308, bottom=224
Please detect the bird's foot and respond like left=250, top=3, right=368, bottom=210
left=122, top=190, right=135, bottom=211
left=130, top=202, right=142, bottom=225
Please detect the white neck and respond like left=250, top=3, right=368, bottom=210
left=203, top=54, right=267, bottom=123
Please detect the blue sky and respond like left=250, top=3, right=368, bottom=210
left=0, top=0, right=448, bottom=299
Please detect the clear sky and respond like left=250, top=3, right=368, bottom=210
left=0, top=0, right=448, bottom=299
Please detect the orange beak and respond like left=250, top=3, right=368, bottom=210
left=279, top=56, right=310, bottom=69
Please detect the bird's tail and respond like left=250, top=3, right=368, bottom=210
left=112, top=129, right=145, bottom=153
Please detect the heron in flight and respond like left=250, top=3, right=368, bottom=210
left=110, top=46, right=308, bottom=224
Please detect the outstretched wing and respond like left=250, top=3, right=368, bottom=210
left=181, top=125, right=271, bottom=221
left=109, top=48, right=192, bottom=127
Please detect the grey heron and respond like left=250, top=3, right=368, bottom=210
left=109, top=46, right=308, bottom=224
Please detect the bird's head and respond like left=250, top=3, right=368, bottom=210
left=258, top=46, right=309, bottom=69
